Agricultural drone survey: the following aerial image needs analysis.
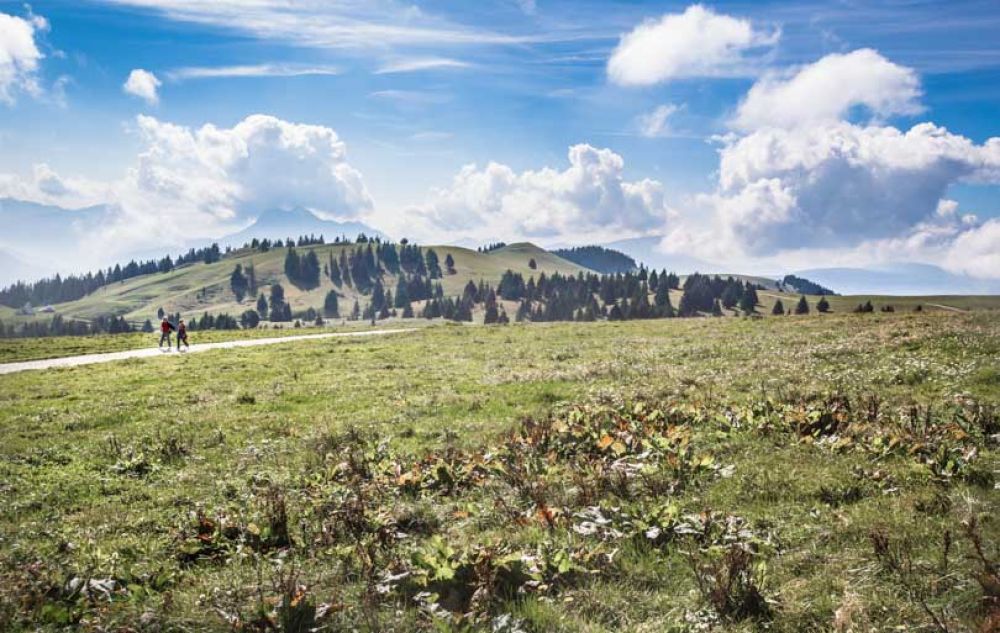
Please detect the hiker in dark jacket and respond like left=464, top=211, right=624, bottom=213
left=176, top=319, right=189, bottom=351
left=159, top=317, right=175, bottom=348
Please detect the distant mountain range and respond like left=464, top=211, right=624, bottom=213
left=604, top=235, right=999, bottom=296
left=792, top=263, right=1000, bottom=296
left=214, top=207, right=384, bottom=249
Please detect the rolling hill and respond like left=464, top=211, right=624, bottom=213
left=0, top=242, right=589, bottom=325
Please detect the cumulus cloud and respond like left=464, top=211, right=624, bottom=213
left=734, top=49, right=922, bottom=130
left=0, top=10, right=47, bottom=104
left=412, top=144, right=672, bottom=241
left=123, top=69, right=161, bottom=104
left=608, top=4, right=777, bottom=86
left=943, top=219, right=1000, bottom=279
left=697, top=122, right=1000, bottom=252
left=0, top=114, right=374, bottom=257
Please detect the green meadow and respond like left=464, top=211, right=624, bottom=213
left=1, top=311, right=998, bottom=631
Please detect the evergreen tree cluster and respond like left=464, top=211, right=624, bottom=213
left=678, top=273, right=760, bottom=317
left=477, top=242, right=507, bottom=253
left=0, top=314, right=135, bottom=338
left=284, top=248, right=322, bottom=289
left=551, top=246, right=638, bottom=274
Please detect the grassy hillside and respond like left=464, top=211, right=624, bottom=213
left=0, top=312, right=997, bottom=631
left=1, top=242, right=588, bottom=325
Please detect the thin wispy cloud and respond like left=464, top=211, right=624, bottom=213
left=99, top=0, right=558, bottom=49
left=368, top=90, right=451, bottom=105
left=166, top=64, right=340, bottom=81
left=375, top=58, right=472, bottom=74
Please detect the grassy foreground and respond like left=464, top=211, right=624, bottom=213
left=1, top=312, right=998, bottom=631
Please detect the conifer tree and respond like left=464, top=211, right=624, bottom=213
left=425, top=249, right=442, bottom=278
left=795, top=295, right=810, bottom=315
left=230, top=264, right=249, bottom=302
left=444, top=253, right=456, bottom=274
left=256, top=293, right=269, bottom=320
left=712, top=298, right=723, bottom=316
left=817, top=296, right=830, bottom=313
left=772, top=299, right=785, bottom=315
left=483, top=290, right=499, bottom=324
left=323, top=290, right=340, bottom=317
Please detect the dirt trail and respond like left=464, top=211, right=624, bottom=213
left=0, top=329, right=413, bottom=376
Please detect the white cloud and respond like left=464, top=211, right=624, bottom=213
left=734, top=49, right=922, bottom=130
left=123, top=69, right=161, bottom=104
left=0, top=163, right=109, bottom=208
left=375, top=57, right=471, bottom=74
left=607, top=4, right=778, bottom=86
left=167, top=64, right=340, bottom=80
left=101, top=0, right=531, bottom=49
left=0, top=10, right=47, bottom=104
left=943, top=219, right=1000, bottom=279
left=412, top=144, right=673, bottom=241
left=660, top=121, right=1000, bottom=279
left=637, top=104, right=679, bottom=138
left=0, top=115, right=374, bottom=258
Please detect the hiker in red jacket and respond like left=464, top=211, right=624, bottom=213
left=176, top=318, right=189, bottom=351
left=159, top=317, right=175, bottom=349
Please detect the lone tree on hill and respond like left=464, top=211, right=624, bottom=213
left=323, top=290, right=340, bottom=317
left=739, top=290, right=756, bottom=315
left=528, top=258, right=537, bottom=270
left=795, top=296, right=810, bottom=315
left=444, top=253, right=456, bottom=274
left=817, top=296, right=830, bottom=313
left=772, top=299, right=785, bottom=315
left=256, top=293, right=268, bottom=320
left=230, top=264, right=249, bottom=302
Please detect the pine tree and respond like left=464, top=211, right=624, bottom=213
left=351, top=299, right=361, bottom=320
left=795, top=296, right=810, bottom=315
left=817, top=296, right=830, bottom=313
left=323, top=291, right=340, bottom=317
left=483, top=290, right=499, bottom=324
left=402, top=303, right=414, bottom=318
left=528, top=258, right=537, bottom=270
left=256, top=293, right=269, bottom=320
left=240, top=310, right=261, bottom=328
left=772, top=299, right=785, bottom=315
left=739, top=288, right=756, bottom=315
left=711, top=298, right=723, bottom=316
left=444, top=253, right=456, bottom=274
left=425, top=249, right=442, bottom=278
left=230, top=264, right=249, bottom=302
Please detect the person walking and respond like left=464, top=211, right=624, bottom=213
left=176, top=318, right=189, bottom=351
left=159, top=317, right=175, bottom=349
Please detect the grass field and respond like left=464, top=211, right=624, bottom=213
left=1, top=312, right=999, bottom=631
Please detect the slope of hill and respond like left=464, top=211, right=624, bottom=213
left=5, top=242, right=589, bottom=324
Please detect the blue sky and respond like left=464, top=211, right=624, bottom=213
left=0, top=0, right=998, bottom=277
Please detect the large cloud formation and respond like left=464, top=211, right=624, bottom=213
left=412, top=144, right=672, bottom=240
left=0, top=10, right=47, bottom=104
left=657, top=45, right=1000, bottom=279
left=607, top=4, right=777, bottom=86
left=1, top=115, right=374, bottom=257
left=710, top=122, right=1000, bottom=250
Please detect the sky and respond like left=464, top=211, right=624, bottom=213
left=0, top=0, right=998, bottom=279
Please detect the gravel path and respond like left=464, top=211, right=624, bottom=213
left=0, top=329, right=412, bottom=376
